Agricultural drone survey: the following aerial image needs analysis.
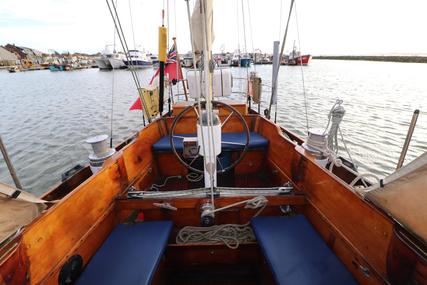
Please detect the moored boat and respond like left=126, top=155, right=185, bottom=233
left=230, top=53, right=240, bottom=67
left=124, top=50, right=153, bottom=68
left=7, top=66, right=21, bottom=73
left=96, top=45, right=114, bottom=70
left=48, top=64, right=65, bottom=71
left=283, top=42, right=311, bottom=66
left=239, top=54, right=251, bottom=67
left=108, top=52, right=127, bottom=69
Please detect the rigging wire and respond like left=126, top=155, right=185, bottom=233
left=294, top=1, right=310, bottom=132
left=110, top=70, right=115, bottom=147
left=274, top=0, right=283, bottom=123
left=128, top=0, right=137, bottom=49
left=240, top=0, right=251, bottom=108
left=106, top=0, right=150, bottom=124
left=236, top=1, right=240, bottom=55
left=278, top=0, right=283, bottom=39
left=241, top=0, right=248, bottom=57
left=173, top=0, right=180, bottom=100
left=247, top=0, right=256, bottom=72
left=110, top=0, right=118, bottom=148
left=167, top=0, right=170, bottom=48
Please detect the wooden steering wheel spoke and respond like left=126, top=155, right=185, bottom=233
left=221, top=111, right=234, bottom=128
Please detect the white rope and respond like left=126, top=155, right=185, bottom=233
left=322, top=99, right=356, bottom=166
left=349, top=173, right=380, bottom=188
left=325, top=99, right=345, bottom=153
left=186, top=172, right=204, bottom=182
left=176, top=196, right=268, bottom=249
left=177, top=224, right=255, bottom=249
left=149, top=175, right=182, bottom=191
left=153, top=202, right=177, bottom=211
left=305, top=100, right=380, bottom=189
left=209, top=196, right=267, bottom=214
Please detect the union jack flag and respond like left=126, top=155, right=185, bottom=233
left=166, top=44, right=177, bottom=64
left=148, top=43, right=182, bottom=85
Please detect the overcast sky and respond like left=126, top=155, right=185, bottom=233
left=1, top=0, right=426, bottom=55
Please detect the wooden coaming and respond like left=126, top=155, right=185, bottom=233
left=304, top=203, right=386, bottom=285
left=121, top=121, right=162, bottom=183
left=39, top=205, right=117, bottom=285
left=296, top=146, right=393, bottom=278
left=0, top=245, right=27, bottom=285
left=21, top=161, right=124, bottom=284
left=256, top=116, right=394, bottom=282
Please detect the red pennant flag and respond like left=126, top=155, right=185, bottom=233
left=129, top=97, right=143, bottom=110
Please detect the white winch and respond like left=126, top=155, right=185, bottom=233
left=86, top=134, right=116, bottom=174
left=302, top=128, right=329, bottom=167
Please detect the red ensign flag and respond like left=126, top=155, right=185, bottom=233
left=129, top=43, right=183, bottom=111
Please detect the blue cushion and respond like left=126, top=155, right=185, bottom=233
left=251, top=215, right=356, bottom=285
left=76, top=221, right=173, bottom=285
left=152, top=132, right=268, bottom=152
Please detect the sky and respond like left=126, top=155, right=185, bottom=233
left=1, top=0, right=427, bottom=56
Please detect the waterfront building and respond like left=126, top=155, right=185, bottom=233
left=0, top=46, right=19, bottom=66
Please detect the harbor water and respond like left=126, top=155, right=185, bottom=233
left=1, top=59, right=427, bottom=196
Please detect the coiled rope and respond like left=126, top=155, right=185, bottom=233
left=176, top=196, right=268, bottom=249
left=305, top=100, right=379, bottom=188
left=325, top=100, right=345, bottom=152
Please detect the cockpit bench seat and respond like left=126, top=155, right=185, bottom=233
left=251, top=215, right=356, bottom=285
left=152, top=132, right=269, bottom=152
left=76, top=221, right=173, bottom=285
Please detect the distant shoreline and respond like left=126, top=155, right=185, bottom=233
left=313, top=55, right=427, bottom=64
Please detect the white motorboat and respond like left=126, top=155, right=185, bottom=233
left=108, top=52, right=127, bottom=69
left=96, top=45, right=113, bottom=70
left=124, top=50, right=153, bottom=68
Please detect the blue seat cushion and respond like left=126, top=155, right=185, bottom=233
left=152, top=132, right=268, bottom=152
left=76, top=221, right=173, bottom=285
left=252, top=215, right=356, bottom=285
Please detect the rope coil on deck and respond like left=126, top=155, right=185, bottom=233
left=176, top=196, right=268, bottom=249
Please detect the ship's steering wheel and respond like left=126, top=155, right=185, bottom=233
left=170, top=101, right=250, bottom=174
